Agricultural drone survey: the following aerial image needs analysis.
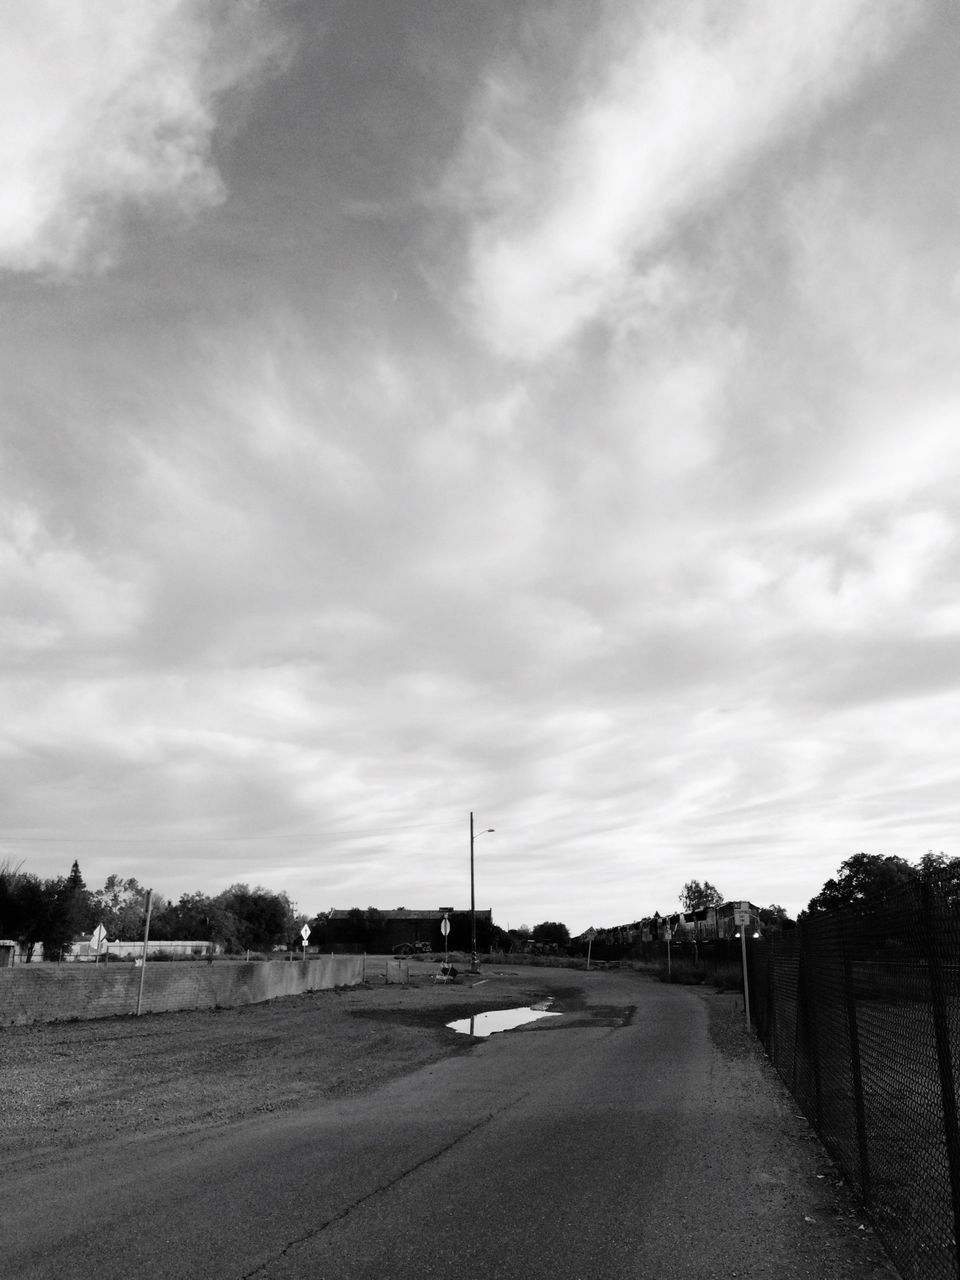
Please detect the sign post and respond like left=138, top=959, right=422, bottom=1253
left=441, top=913, right=450, bottom=966
left=135, top=890, right=153, bottom=1018
left=663, top=926, right=672, bottom=980
left=734, top=908, right=751, bottom=1029
left=583, top=927, right=597, bottom=970
left=300, top=924, right=311, bottom=959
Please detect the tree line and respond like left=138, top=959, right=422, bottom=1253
left=5, top=849, right=939, bottom=964
left=0, top=859, right=574, bottom=963
left=325, top=908, right=571, bottom=954
left=803, top=850, right=960, bottom=915
left=678, top=852, right=960, bottom=925
left=0, top=860, right=303, bottom=960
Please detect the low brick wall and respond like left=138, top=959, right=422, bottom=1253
left=0, top=956, right=365, bottom=1026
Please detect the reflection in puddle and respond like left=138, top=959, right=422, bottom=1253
left=446, top=1005, right=562, bottom=1037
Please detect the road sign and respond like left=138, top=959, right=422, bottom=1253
left=300, top=925, right=311, bottom=941
left=440, top=916, right=450, bottom=937
left=732, top=909, right=753, bottom=1031
left=582, top=927, right=597, bottom=941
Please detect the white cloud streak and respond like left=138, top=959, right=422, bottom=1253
left=451, top=0, right=924, bottom=359
left=0, top=0, right=289, bottom=274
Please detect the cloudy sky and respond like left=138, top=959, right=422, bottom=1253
left=2, top=0, right=959, bottom=934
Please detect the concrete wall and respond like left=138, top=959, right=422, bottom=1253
left=0, top=955, right=365, bottom=1026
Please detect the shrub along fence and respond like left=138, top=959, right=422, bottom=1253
left=747, top=882, right=960, bottom=1280
left=0, top=954, right=364, bottom=1026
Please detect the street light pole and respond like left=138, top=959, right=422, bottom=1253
left=469, top=811, right=494, bottom=974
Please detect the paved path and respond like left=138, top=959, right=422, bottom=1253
left=2, top=971, right=898, bottom=1280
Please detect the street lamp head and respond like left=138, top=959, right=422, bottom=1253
left=468, top=818, right=495, bottom=975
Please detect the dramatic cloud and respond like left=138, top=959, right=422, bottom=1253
left=0, top=0, right=289, bottom=274
left=1, top=1, right=957, bottom=930
left=450, top=0, right=924, bottom=359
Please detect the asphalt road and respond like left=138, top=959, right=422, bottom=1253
left=2, top=970, right=897, bottom=1280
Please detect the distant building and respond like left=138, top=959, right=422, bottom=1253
left=66, top=935, right=215, bottom=962
left=320, top=907, right=494, bottom=954
left=0, top=936, right=216, bottom=965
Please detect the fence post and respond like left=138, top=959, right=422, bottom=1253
left=921, top=881, right=960, bottom=1275
left=841, top=949, right=871, bottom=1203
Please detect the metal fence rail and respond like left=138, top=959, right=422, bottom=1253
left=748, top=883, right=960, bottom=1280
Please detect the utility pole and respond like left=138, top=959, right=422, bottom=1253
left=469, top=812, right=494, bottom=975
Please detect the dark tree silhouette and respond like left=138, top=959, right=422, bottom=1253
left=679, top=880, right=723, bottom=911
left=805, top=853, right=917, bottom=915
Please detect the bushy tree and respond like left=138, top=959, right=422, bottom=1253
left=758, top=904, right=794, bottom=930
left=64, top=861, right=98, bottom=933
left=531, top=921, right=570, bottom=948
left=805, top=853, right=917, bottom=915
left=680, top=880, right=723, bottom=911
left=0, top=869, right=44, bottom=959
left=919, top=852, right=960, bottom=902
left=37, top=876, right=85, bottom=959
left=215, top=884, right=295, bottom=952
left=93, top=876, right=154, bottom=940
left=148, top=892, right=239, bottom=950
left=0, top=862, right=19, bottom=937
left=0, top=867, right=79, bottom=960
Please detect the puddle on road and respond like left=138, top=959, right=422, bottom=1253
left=446, top=1005, right=562, bottom=1037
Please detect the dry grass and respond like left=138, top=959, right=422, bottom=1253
left=0, top=965, right=559, bottom=1171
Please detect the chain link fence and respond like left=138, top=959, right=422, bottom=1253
left=748, top=882, right=960, bottom=1279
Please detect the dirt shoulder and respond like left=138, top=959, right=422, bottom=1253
left=699, top=987, right=901, bottom=1280
left=0, top=961, right=567, bottom=1169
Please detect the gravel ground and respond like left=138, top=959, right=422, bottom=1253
left=699, top=985, right=902, bottom=1279
left=0, top=962, right=902, bottom=1277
